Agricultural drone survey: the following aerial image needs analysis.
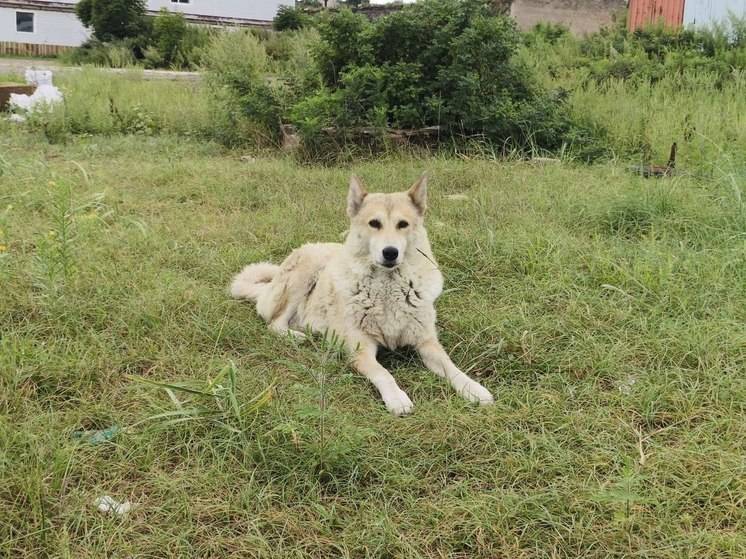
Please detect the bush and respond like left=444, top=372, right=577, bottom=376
left=201, top=31, right=284, bottom=146
left=63, top=39, right=137, bottom=68
left=576, top=16, right=746, bottom=85
left=273, top=6, right=310, bottom=32
left=293, top=0, right=597, bottom=158
left=152, top=9, right=188, bottom=67
left=76, top=0, right=148, bottom=42
left=524, top=22, right=570, bottom=46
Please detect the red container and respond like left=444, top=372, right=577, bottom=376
left=628, top=0, right=685, bottom=31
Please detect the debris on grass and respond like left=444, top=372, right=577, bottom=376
left=617, top=375, right=637, bottom=395
left=444, top=193, right=471, bottom=201
left=8, top=69, right=63, bottom=122
left=94, top=496, right=133, bottom=516
left=72, top=425, right=121, bottom=445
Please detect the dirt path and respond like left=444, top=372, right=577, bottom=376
left=0, top=58, right=200, bottom=81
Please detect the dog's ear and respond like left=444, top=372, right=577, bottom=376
left=347, top=175, right=368, bottom=218
left=407, top=173, right=428, bottom=214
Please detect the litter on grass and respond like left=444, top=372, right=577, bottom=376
left=72, top=425, right=121, bottom=444
left=94, top=496, right=133, bottom=516
left=8, top=69, right=63, bottom=122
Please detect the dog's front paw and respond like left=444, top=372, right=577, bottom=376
left=460, top=381, right=494, bottom=406
left=383, top=389, right=414, bottom=416
left=287, top=329, right=307, bottom=341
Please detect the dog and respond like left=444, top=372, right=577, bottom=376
left=230, top=174, right=494, bottom=415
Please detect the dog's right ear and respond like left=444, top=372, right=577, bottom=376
left=347, top=175, right=368, bottom=218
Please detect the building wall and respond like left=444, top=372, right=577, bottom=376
left=0, top=1, right=293, bottom=49
left=0, top=6, right=89, bottom=46
left=510, top=0, right=627, bottom=34
left=146, top=0, right=293, bottom=22
left=683, top=0, right=746, bottom=27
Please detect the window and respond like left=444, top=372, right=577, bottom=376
left=171, top=0, right=190, bottom=4
left=16, top=11, right=34, bottom=33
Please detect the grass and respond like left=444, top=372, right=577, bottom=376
left=1, top=119, right=745, bottom=557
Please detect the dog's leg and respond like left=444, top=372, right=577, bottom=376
left=417, top=338, right=494, bottom=405
left=351, top=339, right=413, bottom=416
left=269, top=307, right=306, bottom=340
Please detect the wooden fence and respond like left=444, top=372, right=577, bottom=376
left=0, top=42, right=71, bottom=57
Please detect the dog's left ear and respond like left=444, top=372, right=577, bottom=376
left=407, top=173, right=428, bottom=215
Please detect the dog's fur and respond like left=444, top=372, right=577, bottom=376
left=230, top=174, right=493, bottom=415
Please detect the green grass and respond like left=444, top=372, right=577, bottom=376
left=1, top=124, right=744, bottom=557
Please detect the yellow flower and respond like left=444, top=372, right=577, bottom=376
left=48, top=180, right=57, bottom=187
left=0, top=244, right=7, bottom=253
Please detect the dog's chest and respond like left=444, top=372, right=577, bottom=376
left=349, top=272, right=433, bottom=349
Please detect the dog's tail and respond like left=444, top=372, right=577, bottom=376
left=230, top=262, right=279, bottom=301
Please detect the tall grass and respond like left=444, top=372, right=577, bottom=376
left=0, top=131, right=744, bottom=557
left=19, top=69, right=213, bottom=141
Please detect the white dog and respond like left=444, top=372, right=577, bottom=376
left=230, top=174, right=494, bottom=415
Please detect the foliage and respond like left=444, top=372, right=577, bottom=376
left=273, top=6, right=310, bottom=32
left=75, top=0, right=148, bottom=42
left=524, top=21, right=570, bottom=46
left=19, top=69, right=212, bottom=140
left=63, top=39, right=138, bottom=68
left=575, top=16, right=746, bottom=86
left=293, top=0, right=598, bottom=159
left=201, top=30, right=285, bottom=146
left=151, top=9, right=188, bottom=67
left=69, top=6, right=210, bottom=70
left=1, top=130, right=745, bottom=557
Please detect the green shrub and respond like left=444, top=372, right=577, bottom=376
left=575, top=16, right=746, bottom=85
left=293, top=0, right=599, bottom=158
left=524, top=22, right=570, bottom=46
left=151, top=9, right=188, bottom=67
left=273, top=6, right=310, bottom=32
left=201, top=30, right=284, bottom=146
left=62, top=39, right=137, bottom=67
left=75, top=0, right=148, bottom=42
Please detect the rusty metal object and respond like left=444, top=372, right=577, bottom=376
left=628, top=0, right=685, bottom=31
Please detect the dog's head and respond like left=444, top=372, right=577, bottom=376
left=346, top=173, right=427, bottom=270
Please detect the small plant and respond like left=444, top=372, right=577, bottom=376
left=0, top=203, right=11, bottom=280
left=592, top=462, right=655, bottom=527
left=130, top=361, right=273, bottom=435
left=33, top=180, right=78, bottom=292
left=109, top=97, right=158, bottom=135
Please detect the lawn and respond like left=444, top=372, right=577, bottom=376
left=1, top=124, right=744, bottom=557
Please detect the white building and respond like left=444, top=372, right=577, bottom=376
left=0, top=0, right=292, bottom=55
left=683, top=0, right=746, bottom=27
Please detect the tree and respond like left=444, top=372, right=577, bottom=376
left=76, top=0, right=148, bottom=42
left=273, top=6, right=309, bottom=31
left=152, top=9, right=188, bottom=65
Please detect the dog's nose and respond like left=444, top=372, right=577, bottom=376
left=382, top=247, right=399, bottom=262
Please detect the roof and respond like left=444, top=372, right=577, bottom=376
left=0, top=0, right=273, bottom=27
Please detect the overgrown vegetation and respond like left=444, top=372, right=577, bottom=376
left=11, top=1, right=746, bottom=167
left=67, top=3, right=212, bottom=70
left=523, top=13, right=746, bottom=87
left=3, top=3, right=746, bottom=557
left=1, top=128, right=744, bottom=557
left=288, top=0, right=599, bottom=161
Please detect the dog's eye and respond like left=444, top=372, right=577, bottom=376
left=397, top=220, right=409, bottom=229
left=368, top=219, right=382, bottom=229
